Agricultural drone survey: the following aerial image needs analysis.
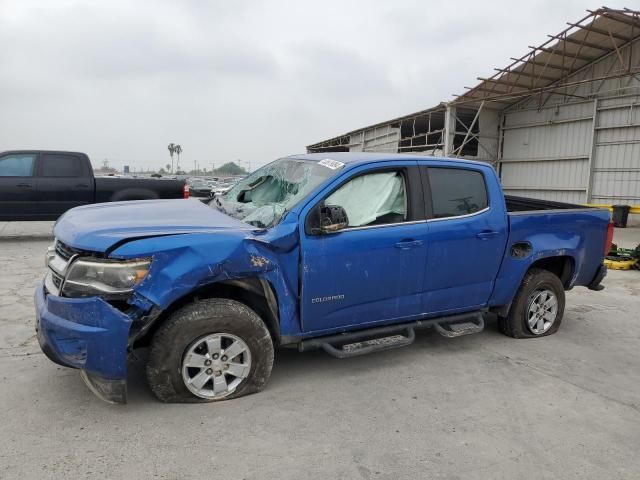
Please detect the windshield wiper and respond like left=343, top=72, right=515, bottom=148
left=212, top=197, right=227, bottom=214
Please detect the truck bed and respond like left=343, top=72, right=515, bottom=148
left=505, top=195, right=587, bottom=213
left=488, top=197, right=611, bottom=308
left=94, top=176, right=186, bottom=203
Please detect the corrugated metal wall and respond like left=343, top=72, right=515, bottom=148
left=591, top=95, right=640, bottom=203
left=499, top=101, right=593, bottom=203
left=499, top=37, right=640, bottom=204
left=346, top=125, right=400, bottom=153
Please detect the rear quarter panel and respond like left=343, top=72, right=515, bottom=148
left=489, top=208, right=610, bottom=307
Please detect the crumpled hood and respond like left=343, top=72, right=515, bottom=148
left=54, top=199, right=252, bottom=252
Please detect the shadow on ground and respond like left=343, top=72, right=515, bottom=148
left=119, top=315, right=504, bottom=406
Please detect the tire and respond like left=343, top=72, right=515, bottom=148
left=498, top=268, right=565, bottom=339
left=146, top=298, right=274, bottom=403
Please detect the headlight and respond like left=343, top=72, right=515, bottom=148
left=45, top=243, right=56, bottom=268
left=62, top=258, right=151, bottom=297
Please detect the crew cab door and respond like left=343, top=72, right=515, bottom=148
left=35, top=153, right=93, bottom=217
left=0, top=153, right=38, bottom=220
left=299, top=162, right=427, bottom=335
left=421, top=165, right=508, bottom=314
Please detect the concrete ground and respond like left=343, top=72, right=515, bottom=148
left=1, top=222, right=639, bottom=480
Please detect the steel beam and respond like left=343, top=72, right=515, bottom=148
left=547, top=34, right=610, bottom=52
left=501, top=116, right=593, bottom=131
left=493, top=68, right=556, bottom=82
left=529, top=45, right=596, bottom=63
left=593, top=10, right=640, bottom=29
left=477, top=77, right=528, bottom=88
left=501, top=185, right=587, bottom=191
left=454, top=71, right=639, bottom=105
left=498, top=155, right=589, bottom=163
left=565, top=22, right=630, bottom=42
left=510, top=58, right=572, bottom=72
left=585, top=99, right=599, bottom=202
left=453, top=101, right=484, bottom=157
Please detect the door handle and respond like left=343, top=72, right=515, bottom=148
left=17, top=183, right=33, bottom=188
left=395, top=239, right=424, bottom=250
left=75, top=184, right=90, bottom=188
left=476, top=230, right=499, bottom=240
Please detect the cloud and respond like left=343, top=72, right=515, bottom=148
left=0, top=0, right=631, bottom=170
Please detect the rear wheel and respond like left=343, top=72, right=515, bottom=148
left=146, top=298, right=274, bottom=403
left=498, top=268, right=565, bottom=339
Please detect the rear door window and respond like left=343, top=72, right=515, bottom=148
left=39, top=154, right=84, bottom=177
left=0, top=154, right=35, bottom=176
left=428, top=168, right=488, bottom=219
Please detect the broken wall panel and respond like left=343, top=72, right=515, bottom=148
left=308, top=8, right=640, bottom=207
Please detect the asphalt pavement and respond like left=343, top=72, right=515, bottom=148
left=1, top=222, right=639, bottom=479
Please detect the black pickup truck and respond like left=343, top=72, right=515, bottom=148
left=0, top=150, right=189, bottom=221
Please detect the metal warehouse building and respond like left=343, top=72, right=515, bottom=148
left=307, top=7, right=640, bottom=207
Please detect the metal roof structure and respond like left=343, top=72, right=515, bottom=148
left=306, top=103, right=447, bottom=153
left=307, top=5, right=640, bottom=200
left=453, top=7, right=640, bottom=108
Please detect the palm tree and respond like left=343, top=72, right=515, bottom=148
left=167, top=143, right=176, bottom=173
left=174, top=145, right=182, bottom=173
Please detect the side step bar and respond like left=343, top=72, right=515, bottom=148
left=322, top=328, right=416, bottom=359
left=299, top=310, right=485, bottom=359
left=434, top=314, right=484, bottom=338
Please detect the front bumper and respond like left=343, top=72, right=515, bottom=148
left=35, top=281, right=133, bottom=403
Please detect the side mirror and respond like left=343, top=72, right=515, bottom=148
left=319, top=205, right=349, bottom=233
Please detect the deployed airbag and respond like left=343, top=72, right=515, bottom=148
left=325, top=172, right=406, bottom=227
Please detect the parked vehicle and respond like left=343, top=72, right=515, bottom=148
left=0, top=150, right=189, bottom=220
left=211, top=178, right=238, bottom=197
left=186, top=178, right=215, bottom=198
left=35, top=153, right=612, bottom=403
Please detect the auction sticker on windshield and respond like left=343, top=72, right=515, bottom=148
left=318, top=158, right=345, bottom=170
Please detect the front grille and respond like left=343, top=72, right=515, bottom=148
left=51, top=272, right=62, bottom=289
left=55, top=240, right=87, bottom=260
left=55, top=241, right=75, bottom=260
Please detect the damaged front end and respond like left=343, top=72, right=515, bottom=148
left=35, top=279, right=151, bottom=404
left=79, top=371, right=127, bottom=404
left=36, top=159, right=327, bottom=404
left=37, top=224, right=301, bottom=404
left=37, top=240, right=162, bottom=404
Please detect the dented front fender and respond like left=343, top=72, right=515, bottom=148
left=110, top=221, right=303, bottom=339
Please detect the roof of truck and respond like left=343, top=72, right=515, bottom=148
left=1, top=150, right=87, bottom=156
left=289, top=152, right=489, bottom=168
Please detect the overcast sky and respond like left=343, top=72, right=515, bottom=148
left=0, top=0, right=631, bottom=171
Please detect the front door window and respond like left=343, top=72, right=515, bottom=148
left=325, top=171, right=407, bottom=227
left=0, top=154, right=35, bottom=177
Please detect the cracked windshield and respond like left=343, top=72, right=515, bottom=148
left=212, top=158, right=337, bottom=228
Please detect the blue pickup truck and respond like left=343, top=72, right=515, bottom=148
left=35, top=153, right=612, bottom=403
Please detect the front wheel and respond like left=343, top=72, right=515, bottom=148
left=146, top=298, right=274, bottom=403
left=498, top=268, right=565, bottom=339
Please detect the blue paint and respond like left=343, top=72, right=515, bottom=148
left=54, top=198, right=252, bottom=252
left=489, top=209, right=609, bottom=306
left=298, top=160, right=428, bottom=333
left=37, top=153, right=611, bottom=388
left=422, top=163, right=508, bottom=314
left=35, top=282, right=132, bottom=379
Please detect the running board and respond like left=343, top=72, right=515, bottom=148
left=433, top=313, right=484, bottom=338
left=322, top=329, right=415, bottom=359
left=298, top=310, right=485, bottom=359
